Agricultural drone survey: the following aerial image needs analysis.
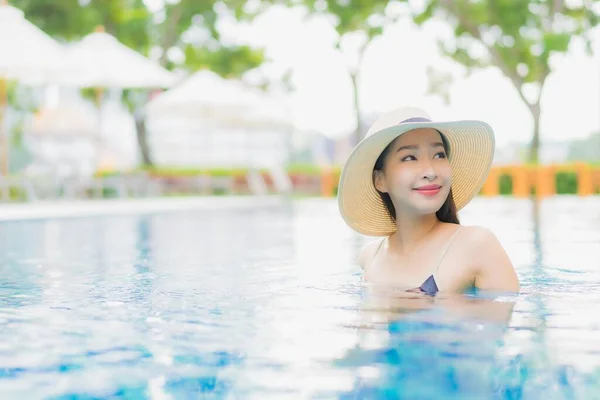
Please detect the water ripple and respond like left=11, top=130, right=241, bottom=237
left=0, top=198, right=599, bottom=399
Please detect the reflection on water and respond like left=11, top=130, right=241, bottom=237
left=0, top=197, right=599, bottom=399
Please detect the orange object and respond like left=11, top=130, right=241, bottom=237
left=481, top=167, right=499, bottom=196
left=536, top=165, right=555, bottom=198
left=592, top=168, right=600, bottom=194
left=321, top=167, right=334, bottom=197
left=576, top=163, right=593, bottom=196
left=512, top=166, right=529, bottom=197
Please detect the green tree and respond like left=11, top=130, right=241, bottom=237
left=412, top=0, right=599, bottom=164
left=14, top=0, right=156, bottom=164
left=280, top=0, right=399, bottom=145
left=136, top=0, right=268, bottom=166
left=12, top=0, right=152, bottom=50
left=154, top=1, right=267, bottom=73
left=11, top=0, right=269, bottom=166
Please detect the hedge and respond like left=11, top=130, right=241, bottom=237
left=497, top=171, right=596, bottom=195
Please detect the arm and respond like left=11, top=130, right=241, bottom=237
left=470, top=227, right=520, bottom=293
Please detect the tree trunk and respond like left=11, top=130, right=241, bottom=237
left=350, top=72, right=362, bottom=147
left=159, top=2, right=184, bottom=68
left=132, top=3, right=183, bottom=169
left=135, top=108, right=153, bottom=167
left=528, top=104, right=541, bottom=164
left=349, top=42, right=369, bottom=147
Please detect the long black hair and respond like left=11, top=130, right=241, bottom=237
left=372, top=132, right=460, bottom=224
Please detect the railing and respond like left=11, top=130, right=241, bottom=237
left=480, top=163, right=600, bottom=197
left=2, top=163, right=598, bottom=201
left=321, top=163, right=600, bottom=198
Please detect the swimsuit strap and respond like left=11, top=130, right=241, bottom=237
left=361, top=226, right=462, bottom=282
left=432, top=226, right=463, bottom=275
left=360, top=237, right=386, bottom=279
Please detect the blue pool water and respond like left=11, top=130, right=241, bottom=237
left=1, top=197, right=600, bottom=399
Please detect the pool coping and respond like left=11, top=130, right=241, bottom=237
left=0, top=195, right=288, bottom=221
left=1, top=195, right=595, bottom=222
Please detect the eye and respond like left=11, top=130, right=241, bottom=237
left=434, top=152, right=447, bottom=159
left=401, top=155, right=416, bottom=162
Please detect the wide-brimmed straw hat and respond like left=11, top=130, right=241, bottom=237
left=338, top=106, right=495, bottom=237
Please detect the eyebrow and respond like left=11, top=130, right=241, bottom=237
left=396, top=142, right=444, bottom=152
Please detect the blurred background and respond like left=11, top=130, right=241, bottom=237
left=1, top=0, right=599, bottom=201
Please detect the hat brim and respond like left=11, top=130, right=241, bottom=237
left=337, top=120, right=495, bottom=236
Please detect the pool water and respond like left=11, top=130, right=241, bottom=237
left=1, top=197, right=599, bottom=399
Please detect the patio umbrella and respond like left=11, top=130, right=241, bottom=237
left=59, top=26, right=176, bottom=91
left=57, top=26, right=177, bottom=170
left=145, top=69, right=259, bottom=118
left=0, top=0, right=70, bottom=175
left=145, top=69, right=291, bottom=129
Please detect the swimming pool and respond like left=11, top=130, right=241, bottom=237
left=1, top=196, right=599, bottom=399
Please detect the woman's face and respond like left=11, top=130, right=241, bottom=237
left=375, top=128, right=452, bottom=217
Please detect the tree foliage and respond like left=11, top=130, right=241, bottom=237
left=278, top=0, right=399, bottom=144
left=12, top=0, right=267, bottom=76
left=153, top=0, right=267, bottom=73
left=12, top=0, right=152, bottom=51
left=412, top=0, right=600, bottom=163
left=294, top=0, right=391, bottom=42
left=10, top=0, right=271, bottom=166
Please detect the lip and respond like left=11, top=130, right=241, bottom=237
left=414, top=184, right=441, bottom=190
left=413, top=185, right=441, bottom=196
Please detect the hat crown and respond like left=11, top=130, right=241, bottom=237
left=366, top=106, right=431, bottom=138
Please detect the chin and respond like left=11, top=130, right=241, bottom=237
left=412, top=197, right=448, bottom=215
left=416, top=205, right=444, bottom=216
left=395, top=189, right=449, bottom=215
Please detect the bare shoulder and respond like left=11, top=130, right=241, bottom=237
left=357, top=238, right=386, bottom=271
left=455, top=225, right=506, bottom=261
left=456, top=225, right=520, bottom=293
left=456, top=225, right=499, bottom=247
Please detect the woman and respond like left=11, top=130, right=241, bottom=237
left=337, top=106, right=520, bottom=295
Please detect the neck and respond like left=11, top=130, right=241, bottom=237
left=389, top=212, right=440, bottom=254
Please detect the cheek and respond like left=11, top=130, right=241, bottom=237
left=439, top=162, right=452, bottom=182
left=385, top=166, right=415, bottom=188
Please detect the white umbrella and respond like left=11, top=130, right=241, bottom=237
left=56, top=26, right=177, bottom=172
left=146, top=69, right=259, bottom=117
left=145, top=69, right=291, bottom=129
left=0, top=1, right=68, bottom=83
left=0, top=0, right=71, bottom=175
left=59, top=26, right=176, bottom=89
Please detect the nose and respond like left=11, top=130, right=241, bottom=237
left=421, top=159, right=437, bottom=180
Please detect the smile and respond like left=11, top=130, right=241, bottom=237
left=413, top=185, right=441, bottom=196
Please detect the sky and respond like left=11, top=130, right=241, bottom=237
left=144, top=1, right=600, bottom=146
